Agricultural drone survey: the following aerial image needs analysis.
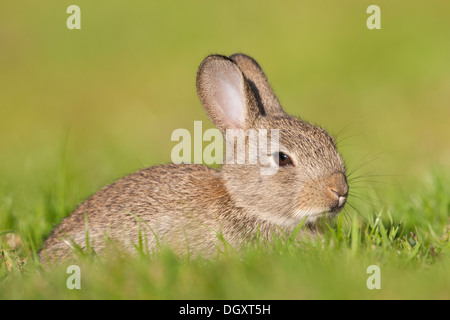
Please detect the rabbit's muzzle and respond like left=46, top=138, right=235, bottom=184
left=299, top=171, right=349, bottom=218
left=325, top=172, right=349, bottom=214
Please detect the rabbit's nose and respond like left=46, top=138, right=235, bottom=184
left=327, top=172, right=348, bottom=209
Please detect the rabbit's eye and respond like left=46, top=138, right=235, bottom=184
left=276, top=152, right=293, bottom=167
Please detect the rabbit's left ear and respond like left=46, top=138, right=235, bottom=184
left=196, top=55, right=261, bottom=133
left=230, top=53, right=285, bottom=117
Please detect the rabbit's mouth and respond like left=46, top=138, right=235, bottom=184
left=328, top=190, right=348, bottom=214
left=328, top=202, right=347, bottom=216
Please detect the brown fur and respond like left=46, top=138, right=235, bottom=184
left=40, top=54, right=348, bottom=264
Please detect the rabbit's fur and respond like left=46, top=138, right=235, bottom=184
left=39, top=54, right=348, bottom=264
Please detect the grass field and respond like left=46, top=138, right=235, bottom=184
left=0, top=1, right=449, bottom=299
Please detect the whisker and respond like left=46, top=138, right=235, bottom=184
left=348, top=193, right=384, bottom=208
left=340, top=207, right=353, bottom=225
left=346, top=152, right=385, bottom=179
left=347, top=172, right=399, bottom=181
left=344, top=201, right=369, bottom=223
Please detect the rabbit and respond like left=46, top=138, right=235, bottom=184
left=39, top=53, right=349, bottom=264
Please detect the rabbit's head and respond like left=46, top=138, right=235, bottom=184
left=196, top=54, right=348, bottom=227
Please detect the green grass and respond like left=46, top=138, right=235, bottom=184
left=1, top=1, right=450, bottom=300
left=0, top=169, right=449, bottom=299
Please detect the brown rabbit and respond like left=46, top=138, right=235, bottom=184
left=39, top=54, right=348, bottom=264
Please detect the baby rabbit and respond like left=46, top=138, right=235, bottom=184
left=39, top=54, right=348, bottom=264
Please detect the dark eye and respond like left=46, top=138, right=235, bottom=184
left=276, top=152, right=293, bottom=167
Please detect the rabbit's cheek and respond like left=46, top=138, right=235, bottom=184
left=297, top=184, right=326, bottom=214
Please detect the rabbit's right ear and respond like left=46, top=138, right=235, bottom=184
left=230, top=53, right=285, bottom=117
left=196, top=55, right=261, bottom=133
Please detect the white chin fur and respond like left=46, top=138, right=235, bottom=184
left=259, top=208, right=328, bottom=229
left=292, top=208, right=329, bottom=226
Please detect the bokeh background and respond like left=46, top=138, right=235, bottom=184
left=1, top=1, right=450, bottom=242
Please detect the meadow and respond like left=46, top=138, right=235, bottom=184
left=0, top=1, right=449, bottom=299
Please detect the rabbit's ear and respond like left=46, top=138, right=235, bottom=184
left=230, top=53, right=285, bottom=117
left=196, top=55, right=260, bottom=132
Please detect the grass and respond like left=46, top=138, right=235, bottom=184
left=1, top=1, right=450, bottom=300
left=0, top=169, right=449, bottom=299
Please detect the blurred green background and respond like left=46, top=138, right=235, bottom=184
left=1, top=0, right=449, bottom=245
